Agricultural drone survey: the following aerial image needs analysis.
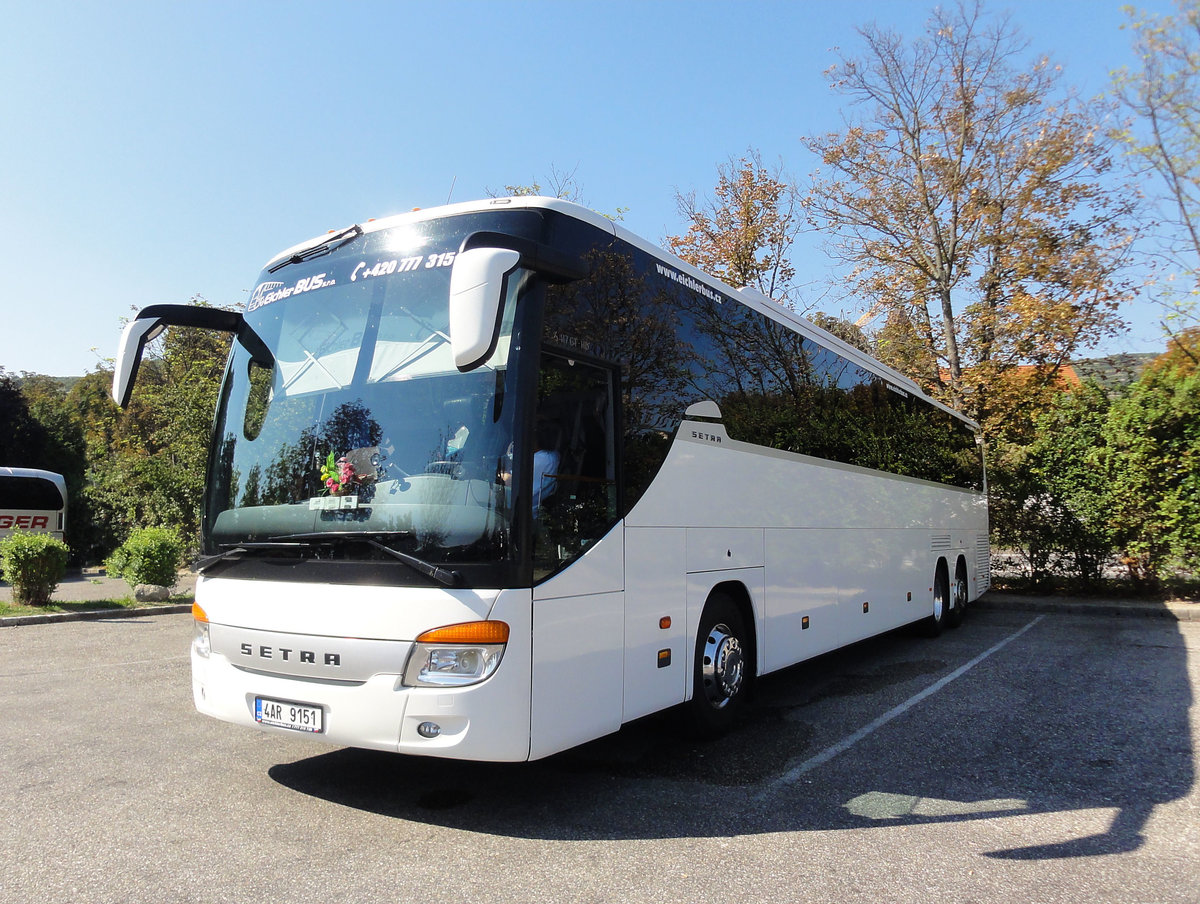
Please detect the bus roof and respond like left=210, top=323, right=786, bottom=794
left=0, top=467, right=66, bottom=490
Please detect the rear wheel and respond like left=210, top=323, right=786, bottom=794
left=685, top=593, right=751, bottom=737
left=947, top=559, right=968, bottom=628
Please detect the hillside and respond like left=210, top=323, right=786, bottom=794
left=12, top=374, right=82, bottom=394
left=1071, top=353, right=1157, bottom=390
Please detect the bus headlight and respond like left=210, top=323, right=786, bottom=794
left=402, top=621, right=508, bottom=688
left=192, top=602, right=211, bottom=659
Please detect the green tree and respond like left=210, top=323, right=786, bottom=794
left=16, top=374, right=91, bottom=560
left=86, top=299, right=231, bottom=556
left=989, top=382, right=1117, bottom=588
left=1103, top=327, right=1200, bottom=584
left=988, top=441, right=1060, bottom=588
left=1031, top=383, right=1117, bottom=584
left=65, top=368, right=123, bottom=558
left=0, top=368, right=98, bottom=560
left=17, top=375, right=85, bottom=479
left=802, top=0, right=1135, bottom=433
left=0, top=369, right=51, bottom=466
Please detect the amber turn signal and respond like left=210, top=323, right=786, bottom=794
left=416, top=621, right=510, bottom=644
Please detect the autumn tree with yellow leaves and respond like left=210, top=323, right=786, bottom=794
left=802, top=0, right=1138, bottom=437
left=668, top=151, right=805, bottom=309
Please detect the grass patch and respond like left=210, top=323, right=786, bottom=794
left=0, top=593, right=193, bottom=619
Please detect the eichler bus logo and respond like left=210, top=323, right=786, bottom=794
left=247, top=272, right=336, bottom=312
left=247, top=281, right=284, bottom=312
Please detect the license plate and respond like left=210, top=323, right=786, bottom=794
left=255, top=696, right=324, bottom=733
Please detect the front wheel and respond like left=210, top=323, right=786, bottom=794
left=685, top=594, right=751, bottom=737
left=923, top=565, right=950, bottom=638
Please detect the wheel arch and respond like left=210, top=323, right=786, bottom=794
left=936, top=554, right=950, bottom=585
left=705, top=579, right=759, bottom=684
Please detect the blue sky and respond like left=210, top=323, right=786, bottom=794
left=0, top=0, right=1176, bottom=377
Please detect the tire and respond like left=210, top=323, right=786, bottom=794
left=685, top=593, right=751, bottom=738
left=923, top=563, right=950, bottom=638
left=947, top=559, right=968, bottom=629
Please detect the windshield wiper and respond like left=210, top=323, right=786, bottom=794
left=197, top=541, right=312, bottom=573
left=266, top=531, right=462, bottom=587
left=267, top=224, right=364, bottom=273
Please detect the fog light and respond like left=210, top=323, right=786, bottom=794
left=417, top=721, right=441, bottom=739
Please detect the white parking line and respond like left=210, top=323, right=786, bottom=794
left=755, top=615, right=1047, bottom=802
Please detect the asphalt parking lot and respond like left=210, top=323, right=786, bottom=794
left=1, top=605, right=1196, bottom=904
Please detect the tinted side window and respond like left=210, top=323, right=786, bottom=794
left=660, top=258, right=983, bottom=490
left=546, top=241, right=984, bottom=495
left=544, top=245, right=692, bottom=514
left=0, top=477, right=65, bottom=510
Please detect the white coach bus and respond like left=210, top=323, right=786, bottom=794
left=0, top=467, right=67, bottom=541
left=113, top=197, right=989, bottom=761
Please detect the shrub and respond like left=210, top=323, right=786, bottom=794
left=106, top=527, right=184, bottom=589
left=989, top=383, right=1119, bottom=591
left=0, top=529, right=70, bottom=606
left=1103, top=340, right=1200, bottom=585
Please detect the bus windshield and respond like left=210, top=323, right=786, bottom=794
left=205, top=220, right=536, bottom=571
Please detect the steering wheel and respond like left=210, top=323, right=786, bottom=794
left=424, top=460, right=463, bottom=479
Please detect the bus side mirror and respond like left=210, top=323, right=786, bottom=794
left=113, top=316, right=167, bottom=407
left=112, top=303, right=272, bottom=408
left=448, top=247, right=522, bottom=372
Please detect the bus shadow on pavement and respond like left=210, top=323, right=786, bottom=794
left=268, top=613, right=1194, bottom=856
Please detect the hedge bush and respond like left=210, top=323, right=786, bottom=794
left=106, top=527, right=184, bottom=589
left=0, top=530, right=70, bottom=606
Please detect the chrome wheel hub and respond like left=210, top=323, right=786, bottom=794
left=953, top=576, right=968, bottom=610
left=701, top=624, right=744, bottom=709
left=933, top=584, right=946, bottom=620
